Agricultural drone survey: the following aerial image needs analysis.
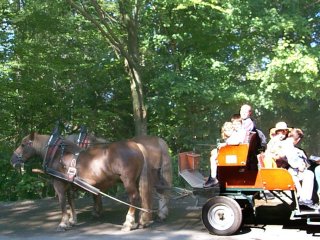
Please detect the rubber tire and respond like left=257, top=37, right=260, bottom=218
left=202, top=196, right=243, bottom=236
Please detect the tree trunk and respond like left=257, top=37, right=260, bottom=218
left=121, top=0, right=147, bottom=136
left=126, top=60, right=147, bottom=136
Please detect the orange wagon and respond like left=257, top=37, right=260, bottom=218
left=178, top=133, right=320, bottom=236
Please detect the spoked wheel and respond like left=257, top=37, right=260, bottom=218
left=202, top=196, right=242, bottom=236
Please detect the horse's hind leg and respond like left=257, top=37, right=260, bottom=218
left=121, top=182, right=140, bottom=231
left=53, top=180, right=71, bottom=231
left=67, top=188, right=77, bottom=225
left=122, top=206, right=136, bottom=231
left=92, top=194, right=103, bottom=217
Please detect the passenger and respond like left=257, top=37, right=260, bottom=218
left=265, top=125, right=315, bottom=207
left=240, top=104, right=266, bottom=152
left=285, top=128, right=315, bottom=207
left=240, top=104, right=255, bottom=132
left=313, top=159, right=320, bottom=202
left=263, top=122, right=290, bottom=168
left=204, top=115, right=248, bottom=188
left=258, top=128, right=278, bottom=168
left=269, top=127, right=277, bottom=139
left=223, top=114, right=248, bottom=145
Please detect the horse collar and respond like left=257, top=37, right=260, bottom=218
left=43, top=138, right=63, bottom=170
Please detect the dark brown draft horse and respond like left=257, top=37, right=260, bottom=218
left=67, top=132, right=173, bottom=222
left=10, top=133, right=152, bottom=231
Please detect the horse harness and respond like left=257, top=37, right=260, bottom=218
left=76, top=126, right=90, bottom=148
left=43, top=134, right=101, bottom=195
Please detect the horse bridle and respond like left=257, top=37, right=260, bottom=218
left=13, top=140, right=33, bottom=166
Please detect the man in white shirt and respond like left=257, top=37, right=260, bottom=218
left=240, top=104, right=255, bottom=132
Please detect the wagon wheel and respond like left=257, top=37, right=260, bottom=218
left=202, top=196, right=242, bottom=236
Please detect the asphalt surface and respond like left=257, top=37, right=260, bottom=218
left=0, top=192, right=320, bottom=240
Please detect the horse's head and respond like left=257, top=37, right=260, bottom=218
left=11, top=132, right=37, bottom=168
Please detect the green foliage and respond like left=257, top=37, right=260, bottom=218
left=0, top=152, right=55, bottom=201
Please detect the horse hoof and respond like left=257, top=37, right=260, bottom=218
left=158, top=212, right=168, bottom=221
left=56, top=226, right=67, bottom=232
left=91, top=211, right=101, bottom=218
left=138, top=220, right=153, bottom=229
left=56, top=222, right=72, bottom=231
left=69, top=218, right=77, bottom=226
left=155, top=216, right=164, bottom=223
left=121, top=225, right=132, bottom=232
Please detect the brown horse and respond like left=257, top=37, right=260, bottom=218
left=67, top=132, right=173, bottom=221
left=10, top=133, right=152, bottom=231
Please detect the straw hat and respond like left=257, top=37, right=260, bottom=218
left=274, top=122, right=290, bottom=132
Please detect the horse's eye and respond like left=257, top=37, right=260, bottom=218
left=21, top=143, right=25, bottom=147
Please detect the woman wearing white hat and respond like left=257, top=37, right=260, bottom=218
left=263, top=122, right=290, bottom=168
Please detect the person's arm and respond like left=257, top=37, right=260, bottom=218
left=225, top=133, right=243, bottom=145
left=285, top=146, right=306, bottom=171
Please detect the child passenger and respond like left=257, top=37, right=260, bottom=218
left=204, top=114, right=248, bottom=188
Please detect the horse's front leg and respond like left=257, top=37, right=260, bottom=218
left=67, top=188, right=77, bottom=226
left=53, top=180, right=71, bottom=231
left=92, top=194, right=103, bottom=217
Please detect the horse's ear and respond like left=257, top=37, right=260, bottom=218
left=30, top=131, right=35, bottom=140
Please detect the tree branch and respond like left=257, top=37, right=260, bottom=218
left=66, top=0, right=122, bottom=55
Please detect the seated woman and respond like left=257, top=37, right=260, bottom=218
left=263, top=122, right=290, bottom=168
left=204, top=114, right=248, bottom=188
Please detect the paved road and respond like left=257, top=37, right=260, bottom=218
left=0, top=194, right=319, bottom=240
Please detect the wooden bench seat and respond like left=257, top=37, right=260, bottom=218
left=216, top=144, right=249, bottom=166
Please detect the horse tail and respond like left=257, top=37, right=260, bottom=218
left=136, top=143, right=152, bottom=224
left=155, top=137, right=172, bottom=220
left=158, top=138, right=173, bottom=189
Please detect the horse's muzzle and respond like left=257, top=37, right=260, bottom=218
left=11, top=153, right=24, bottom=168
